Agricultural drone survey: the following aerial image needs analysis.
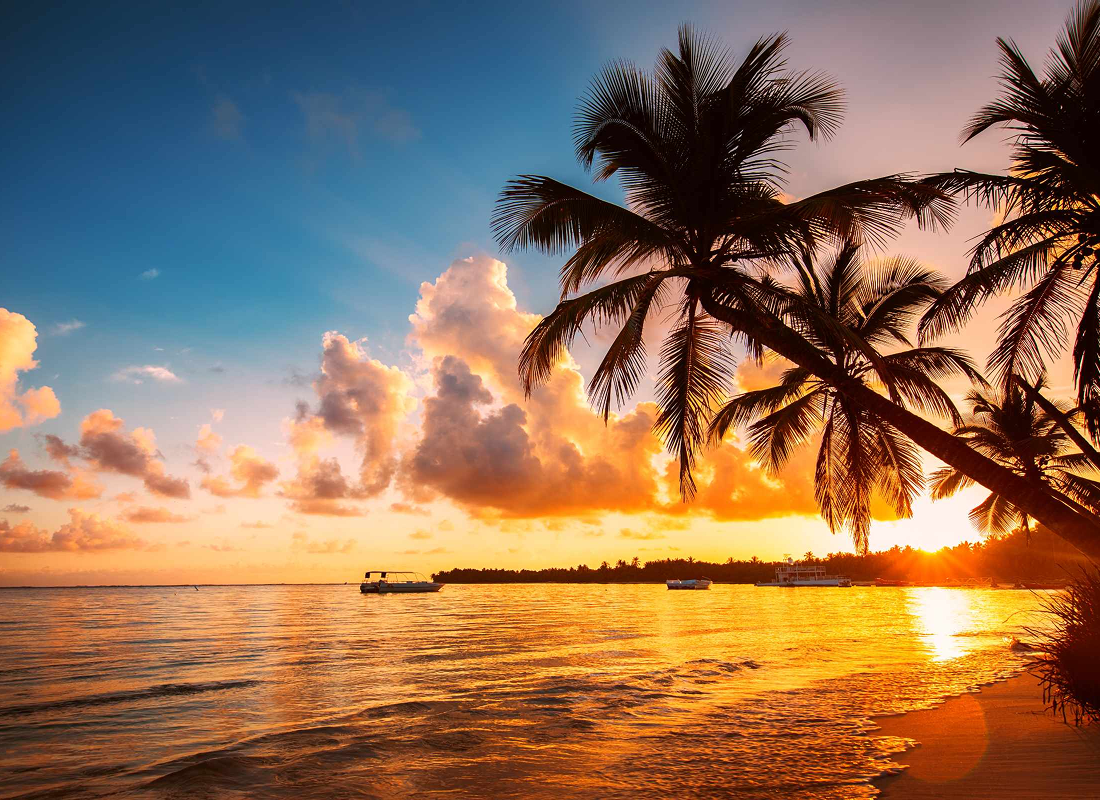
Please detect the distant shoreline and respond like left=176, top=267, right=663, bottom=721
left=0, top=580, right=1063, bottom=590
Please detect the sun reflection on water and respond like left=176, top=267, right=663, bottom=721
left=908, top=588, right=973, bottom=662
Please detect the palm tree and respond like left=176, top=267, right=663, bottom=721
left=922, top=1, right=1100, bottom=438
left=708, top=244, right=982, bottom=553
left=493, top=25, right=1100, bottom=556
left=930, top=379, right=1100, bottom=537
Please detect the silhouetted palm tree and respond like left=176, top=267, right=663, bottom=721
left=493, top=25, right=1100, bottom=556
left=923, top=1, right=1100, bottom=437
left=709, top=244, right=982, bottom=552
left=930, top=379, right=1100, bottom=537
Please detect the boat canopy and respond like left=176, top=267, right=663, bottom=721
left=363, top=571, right=430, bottom=581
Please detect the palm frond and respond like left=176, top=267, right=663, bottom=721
left=929, top=465, right=976, bottom=499
left=1074, top=275, right=1100, bottom=438
left=707, top=375, right=816, bottom=445
left=744, top=389, right=827, bottom=473
left=518, top=273, right=665, bottom=395
left=871, top=420, right=924, bottom=520
left=989, top=262, right=1084, bottom=384
left=654, top=303, right=737, bottom=500
left=969, top=491, right=1022, bottom=535
left=588, top=274, right=670, bottom=420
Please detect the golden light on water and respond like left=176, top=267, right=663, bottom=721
left=909, top=588, right=972, bottom=662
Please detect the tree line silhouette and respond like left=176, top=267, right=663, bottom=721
left=434, top=527, right=1089, bottom=585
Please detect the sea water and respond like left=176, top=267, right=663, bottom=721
left=0, top=584, right=1050, bottom=798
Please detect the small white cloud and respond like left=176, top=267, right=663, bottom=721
left=292, top=88, right=420, bottom=164
left=50, top=319, right=86, bottom=336
left=112, top=365, right=183, bottom=384
left=140, top=269, right=160, bottom=281
left=211, top=94, right=244, bottom=140
left=211, top=408, right=225, bottom=422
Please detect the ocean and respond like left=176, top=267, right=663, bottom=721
left=0, top=583, right=1049, bottom=798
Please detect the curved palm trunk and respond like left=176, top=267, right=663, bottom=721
left=1011, top=376, right=1100, bottom=473
left=698, top=292, right=1100, bottom=560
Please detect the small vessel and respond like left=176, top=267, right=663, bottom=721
left=756, top=558, right=851, bottom=587
left=359, top=571, right=444, bottom=594
left=874, top=578, right=911, bottom=587
left=666, top=578, right=712, bottom=590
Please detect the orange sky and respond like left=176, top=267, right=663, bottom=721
left=2, top=250, right=1075, bottom=586
left=1, top=0, right=1084, bottom=585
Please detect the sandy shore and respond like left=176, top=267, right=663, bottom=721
left=872, top=671, right=1100, bottom=798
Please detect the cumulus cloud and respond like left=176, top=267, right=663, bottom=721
left=401, top=257, right=665, bottom=518
left=200, top=445, right=278, bottom=498
left=0, top=509, right=144, bottom=552
left=664, top=438, right=820, bottom=522
left=290, top=531, right=356, bottom=553
left=0, top=309, right=62, bottom=432
left=409, top=529, right=432, bottom=540
left=41, top=434, right=80, bottom=465
left=240, top=520, right=273, bottom=529
left=112, top=365, right=182, bottom=384
left=121, top=506, right=193, bottom=524
left=41, top=409, right=191, bottom=499
left=399, top=255, right=827, bottom=524
left=2, top=504, right=30, bottom=513
left=50, top=319, right=85, bottom=336
left=193, top=422, right=223, bottom=473
left=196, top=424, right=221, bottom=454
left=140, top=269, right=160, bottom=281
left=280, top=332, right=414, bottom=514
left=0, top=450, right=102, bottom=500
left=734, top=356, right=795, bottom=393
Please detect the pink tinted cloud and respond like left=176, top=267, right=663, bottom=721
left=0, top=309, right=61, bottom=432
left=0, top=509, right=144, bottom=552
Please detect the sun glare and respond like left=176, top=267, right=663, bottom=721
left=909, top=588, right=972, bottom=662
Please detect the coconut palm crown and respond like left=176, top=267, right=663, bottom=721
left=492, top=26, right=950, bottom=499
left=708, top=243, right=983, bottom=553
left=922, top=0, right=1100, bottom=436
left=930, top=379, right=1100, bottom=536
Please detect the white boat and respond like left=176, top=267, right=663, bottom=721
left=756, top=558, right=851, bottom=587
left=359, top=571, right=444, bottom=594
left=666, top=578, right=712, bottom=590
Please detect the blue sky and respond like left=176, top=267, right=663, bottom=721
left=0, top=0, right=1083, bottom=582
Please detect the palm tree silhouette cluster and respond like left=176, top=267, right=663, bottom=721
left=494, top=0, right=1100, bottom=559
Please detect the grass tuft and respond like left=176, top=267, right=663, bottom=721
left=1032, top=567, right=1100, bottom=725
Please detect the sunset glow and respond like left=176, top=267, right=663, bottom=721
left=0, top=0, right=1083, bottom=586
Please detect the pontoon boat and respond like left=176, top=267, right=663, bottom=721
left=666, top=578, right=712, bottom=590
left=359, top=571, right=444, bottom=593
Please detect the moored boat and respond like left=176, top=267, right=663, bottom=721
left=360, top=571, right=444, bottom=594
left=756, top=558, right=851, bottom=587
left=666, top=578, right=712, bottom=590
left=875, top=578, right=911, bottom=587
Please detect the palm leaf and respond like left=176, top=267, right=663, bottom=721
left=654, top=303, right=737, bottom=499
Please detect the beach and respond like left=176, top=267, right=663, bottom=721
left=874, top=672, right=1100, bottom=798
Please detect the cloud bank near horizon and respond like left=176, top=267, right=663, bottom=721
left=0, top=255, right=846, bottom=568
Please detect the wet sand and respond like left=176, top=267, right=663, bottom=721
left=873, top=672, right=1100, bottom=798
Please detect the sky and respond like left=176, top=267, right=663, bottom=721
left=0, top=0, right=1080, bottom=585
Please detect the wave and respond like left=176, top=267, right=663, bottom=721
left=0, top=679, right=260, bottom=717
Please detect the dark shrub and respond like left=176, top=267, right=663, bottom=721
left=1032, top=568, right=1100, bottom=725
